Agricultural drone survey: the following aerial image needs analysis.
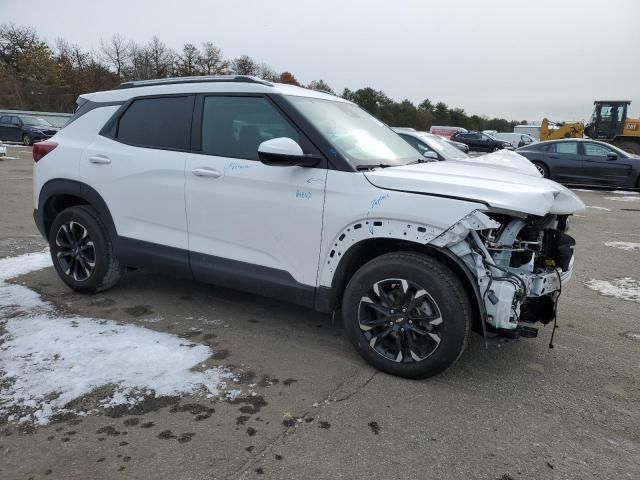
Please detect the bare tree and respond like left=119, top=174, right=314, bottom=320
left=308, top=79, right=335, bottom=94
left=198, top=42, right=228, bottom=75
left=129, top=40, right=162, bottom=81
left=147, top=36, right=174, bottom=78
left=230, top=55, right=259, bottom=76
left=178, top=42, right=202, bottom=76
left=99, top=33, right=129, bottom=79
left=257, top=62, right=278, bottom=82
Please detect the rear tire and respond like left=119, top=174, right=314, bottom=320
left=22, top=134, right=32, bottom=146
left=49, top=205, right=123, bottom=294
left=614, top=139, right=640, bottom=156
left=533, top=161, right=549, bottom=178
left=342, top=252, right=471, bottom=379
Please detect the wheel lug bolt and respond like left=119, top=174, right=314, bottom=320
left=390, top=309, right=395, bottom=314
left=409, top=320, right=413, bottom=324
left=402, top=308, right=406, bottom=313
left=401, top=327, right=405, bottom=332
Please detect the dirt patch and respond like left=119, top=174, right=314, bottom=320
left=104, top=395, right=181, bottom=418
left=236, top=415, right=250, bottom=425
left=96, top=426, right=120, bottom=436
left=211, top=349, right=230, bottom=360
left=368, top=421, right=380, bottom=435
left=228, top=395, right=268, bottom=414
left=123, top=305, right=153, bottom=317
left=170, top=403, right=215, bottom=421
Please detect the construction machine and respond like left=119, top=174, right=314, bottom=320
left=540, top=118, right=584, bottom=141
left=539, top=101, right=640, bottom=154
left=584, top=101, right=640, bottom=154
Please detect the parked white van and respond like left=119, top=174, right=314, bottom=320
left=514, top=125, right=541, bottom=140
left=493, top=132, right=537, bottom=149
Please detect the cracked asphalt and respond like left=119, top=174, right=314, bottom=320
left=1, top=146, right=639, bottom=479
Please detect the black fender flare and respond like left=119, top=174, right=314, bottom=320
left=36, top=179, right=118, bottom=242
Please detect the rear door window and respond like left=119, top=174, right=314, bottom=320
left=116, top=96, right=194, bottom=150
left=555, top=142, right=578, bottom=155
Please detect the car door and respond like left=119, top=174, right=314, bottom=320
left=549, top=141, right=585, bottom=183
left=185, top=94, right=326, bottom=302
left=0, top=116, right=9, bottom=140
left=581, top=141, right=633, bottom=186
left=0, top=116, right=21, bottom=141
left=79, top=95, right=193, bottom=271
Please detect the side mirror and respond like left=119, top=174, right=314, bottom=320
left=258, top=137, right=319, bottom=167
left=423, top=151, right=439, bottom=160
left=606, top=151, right=617, bottom=160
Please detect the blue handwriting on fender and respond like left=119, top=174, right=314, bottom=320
left=296, top=190, right=312, bottom=199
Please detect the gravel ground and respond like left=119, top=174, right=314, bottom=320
left=0, top=146, right=638, bottom=480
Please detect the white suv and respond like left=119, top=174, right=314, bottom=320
left=32, top=76, right=585, bottom=378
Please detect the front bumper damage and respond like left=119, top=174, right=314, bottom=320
left=431, top=210, right=575, bottom=339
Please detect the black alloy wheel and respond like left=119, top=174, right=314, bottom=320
left=358, top=278, right=443, bottom=363
left=54, top=221, right=96, bottom=282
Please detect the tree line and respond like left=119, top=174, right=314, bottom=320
left=0, top=24, right=524, bottom=132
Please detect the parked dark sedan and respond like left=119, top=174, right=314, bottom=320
left=517, top=138, right=640, bottom=188
left=0, top=114, right=60, bottom=146
left=451, top=131, right=513, bottom=152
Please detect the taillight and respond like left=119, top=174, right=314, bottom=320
left=33, top=141, right=58, bottom=162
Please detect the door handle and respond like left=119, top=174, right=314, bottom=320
left=88, top=155, right=111, bottom=165
left=192, top=168, right=221, bottom=178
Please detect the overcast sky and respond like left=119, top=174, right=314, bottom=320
left=3, top=0, right=639, bottom=121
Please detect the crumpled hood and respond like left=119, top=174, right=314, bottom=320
left=465, top=149, right=541, bottom=177
left=364, top=161, right=585, bottom=216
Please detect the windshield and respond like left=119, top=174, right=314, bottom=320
left=286, top=96, right=421, bottom=167
left=419, top=134, right=469, bottom=161
left=21, top=116, right=52, bottom=127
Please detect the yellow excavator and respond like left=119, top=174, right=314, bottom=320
left=540, top=101, right=640, bottom=155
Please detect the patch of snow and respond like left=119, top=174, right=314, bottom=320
left=604, top=241, right=640, bottom=252
left=607, top=190, right=639, bottom=195
left=586, top=206, right=611, bottom=211
left=225, top=389, right=242, bottom=400
left=0, top=251, right=231, bottom=425
left=585, top=278, right=640, bottom=304
left=0, top=250, right=52, bottom=281
left=604, top=196, right=639, bottom=202
left=572, top=188, right=593, bottom=192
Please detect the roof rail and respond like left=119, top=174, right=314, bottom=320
left=115, top=75, right=273, bottom=90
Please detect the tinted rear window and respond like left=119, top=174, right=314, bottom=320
left=117, top=96, right=193, bottom=150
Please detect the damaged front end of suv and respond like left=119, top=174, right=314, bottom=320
left=432, top=209, right=577, bottom=341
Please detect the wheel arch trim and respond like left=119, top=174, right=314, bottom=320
left=36, top=179, right=117, bottom=241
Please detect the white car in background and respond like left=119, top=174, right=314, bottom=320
left=393, top=129, right=541, bottom=177
left=0, top=140, right=6, bottom=157
left=493, top=132, right=537, bottom=149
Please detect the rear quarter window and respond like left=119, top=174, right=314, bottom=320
left=116, top=96, right=194, bottom=150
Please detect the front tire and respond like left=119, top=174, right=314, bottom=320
left=491, top=146, right=501, bottom=152
left=342, top=252, right=471, bottom=379
left=49, top=205, right=123, bottom=293
left=23, top=134, right=32, bottom=146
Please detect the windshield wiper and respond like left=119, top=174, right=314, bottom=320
left=406, top=158, right=433, bottom=165
left=355, top=163, right=392, bottom=171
